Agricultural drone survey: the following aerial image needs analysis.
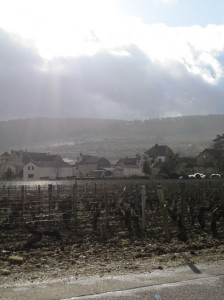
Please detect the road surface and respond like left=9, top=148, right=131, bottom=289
left=1, top=260, right=224, bottom=300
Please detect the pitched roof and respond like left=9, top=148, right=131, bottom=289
left=19, top=150, right=67, bottom=168
left=78, top=155, right=109, bottom=165
left=198, top=148, right=224, bottom=157
left=15, top=151, right=63, bottom=164
left=11, top=151, right=51, bottom=164
left=1, top=152, right=10, bottom=157
left=30, top=160, right=71, bottom=168
left=145, top=144, right=174, bottom=157
left=29, top=153, right=57, bottom=161
left=116, top=157, right=140, bottom=167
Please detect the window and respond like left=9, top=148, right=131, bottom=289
left=28, top=174, right=34, bottom=178
left=32, top=166, right=34, bottom=170
left=28, top=166, right=30, bottom=170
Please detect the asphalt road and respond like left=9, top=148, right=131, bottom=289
left=64, top=275, right=224, bottom=299
left=1, top=260, right=224, bottom=300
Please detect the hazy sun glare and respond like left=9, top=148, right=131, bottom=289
left=0, top=0, right=126, bottom=59
left=0, top=0, right=223, bottom=86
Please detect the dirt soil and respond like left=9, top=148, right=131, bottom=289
left=1, top=231, right=224, bottom=286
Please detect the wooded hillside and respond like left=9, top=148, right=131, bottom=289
left=0, top=115, right=223, bottom=159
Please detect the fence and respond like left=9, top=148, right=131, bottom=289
left=0, top=179, right=224, bottom=249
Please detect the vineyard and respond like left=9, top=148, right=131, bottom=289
left=0, top=179, right=224, bottom=251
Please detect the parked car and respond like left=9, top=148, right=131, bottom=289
left=188, top=174, right=196, bottom=179
left=209, top=173, right=221, bottom=178
left=194, top=173, right=206, bottom=179
left=188, top=173, right=206, bottom=179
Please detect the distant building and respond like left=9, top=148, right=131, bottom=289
left=23, top=157, right=73, bottom=180
left=88, top=168, right=115, bottom=178
left=75, top=154, right=111, bottom=177
left=197, top=148, right=224, bottom=168
left=0, top=150, right=73, bottom=180
left=179, top=157, right=197, bottom=174
left=145, top=144, right=174, bottom=163
left=116, top=157, right=144, bottom=177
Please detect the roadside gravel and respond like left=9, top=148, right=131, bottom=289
left=1, top=235, right=224, bottom=286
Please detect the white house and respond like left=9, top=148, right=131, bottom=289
left=23, top=159, right=73, bottom=180
left=116, top=157, right=145, bottom=177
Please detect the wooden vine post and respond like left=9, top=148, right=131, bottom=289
left=135, top=184, right=140, bottom=215
left=104, top=187, right=108, bottom=228
left=100, top=187, right=108, bottom=241
left=7, top=186, right=10, bottom=198
left=48, top=184, right=53, bottom=215
left=72, top=183, right=78, bottom=229
left=221, top=184, right=224, bottom=209
left=21, top=185, right=25, bottom=220
left=180, top=182, right=186, bottom=224
left=157, top=184, right=171, bottom=242
left=141, top=185, right=146, bottom=232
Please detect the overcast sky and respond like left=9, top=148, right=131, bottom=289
left=0, top=0, right=224, bottom=120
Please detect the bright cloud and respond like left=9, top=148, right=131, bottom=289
left=0, top=0, right=122, bottom=58
left=0, top=0, right=223, bottom=84
left=0, top=0, right=224, bottom=120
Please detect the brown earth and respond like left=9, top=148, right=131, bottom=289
left=1, top=231, right=224, bottom=286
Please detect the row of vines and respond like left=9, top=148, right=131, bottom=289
left=0, top=180, right=224, bottom=249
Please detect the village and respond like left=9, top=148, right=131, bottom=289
left=1, top=1, right=224, bottom=296
left=0, top=134, right=224, bottom=290
left=0, top=133, right=224, bottom=181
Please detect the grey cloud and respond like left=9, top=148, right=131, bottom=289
left=0, top=28, right=224, bottom=120
left=0, top=29, right=45, bottom=119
